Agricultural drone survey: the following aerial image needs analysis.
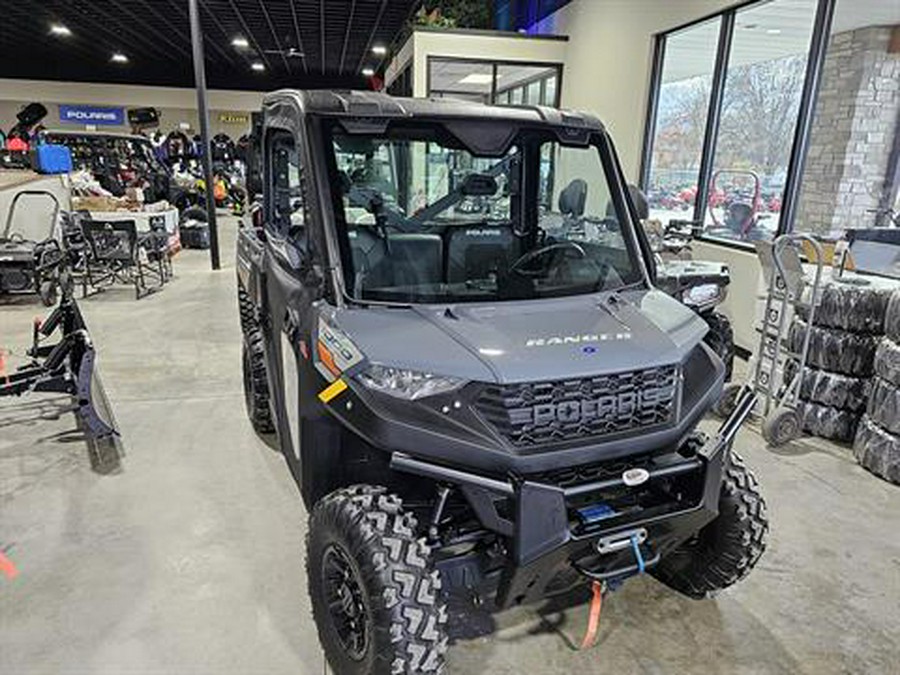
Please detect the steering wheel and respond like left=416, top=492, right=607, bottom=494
left=509, top=241, right=586, bottom=278
left=8, top=232, right=24, bottom=243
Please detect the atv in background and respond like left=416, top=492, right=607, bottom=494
left=628, top=186, right=735, bottom=380
left=236, top=90, right=767, bottom=675
left=0, top=190, right=71, bottom=306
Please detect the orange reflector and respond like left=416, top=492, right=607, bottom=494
left=318, top=378, right=348, bottom=403
left=317, top=340, right=341, bottom=377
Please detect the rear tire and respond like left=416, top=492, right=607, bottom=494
left=703, top=311, right=735, bottom=381
left=307, top=486, right=448, bottom=675
left=653, top=452, right=768, bottom=599
left=713, top=381, right=742, bottom=419
left=241, top=330, right=274, bottom=434
left=237, top=284, right=256, bottom=336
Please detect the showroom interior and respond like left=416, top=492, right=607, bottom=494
left=1, top=0, right=899, bottom=673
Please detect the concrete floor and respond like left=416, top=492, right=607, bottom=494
left=1, top=215, right=899, bottom=675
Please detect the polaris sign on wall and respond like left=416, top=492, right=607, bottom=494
left=59, top=105, right=125, bottom=126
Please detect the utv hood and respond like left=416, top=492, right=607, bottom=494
left=331, top=289, right=707, bottom=384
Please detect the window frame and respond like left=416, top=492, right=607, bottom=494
left=264, top=127, right=303, bottom=239
left=638, top=0, right=838, bottom=249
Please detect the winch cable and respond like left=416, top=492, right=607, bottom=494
left=578, top=580, right=605, bottom=650
left=631, top=533, right=647, bottom=575
left=578, top=534, right=647, bottom=650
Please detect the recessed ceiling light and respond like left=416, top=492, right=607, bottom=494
left=251, top=62, right=265, bottom=72
left=766, top=28, right=782, bottom=35
left=362, top=67, right=375, bottom=77
left=111, top=53, right=129, bottom=64
left=459, top=73, right=493, bottom=85
left=231, top=36, right=249, bottom=49
left=49, top=24, right=72, bottom=37
left=371, top=45, right=387, bottom=56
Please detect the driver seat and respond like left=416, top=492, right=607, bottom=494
left=559, top=179, right=587, bottom=217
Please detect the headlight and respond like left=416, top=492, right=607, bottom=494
left=358, top=364, right=466, bottom=401
left=683, top=283, right=723, bottom=308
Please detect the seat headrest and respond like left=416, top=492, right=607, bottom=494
left=559, top=179, right=587, bottom=217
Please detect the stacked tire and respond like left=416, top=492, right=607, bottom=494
left=787, top=282, right=891, bottom=443
left=853, top=291, right=900, bottom=485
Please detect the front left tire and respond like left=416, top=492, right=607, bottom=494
left=307, top=485, right=448, bottom=675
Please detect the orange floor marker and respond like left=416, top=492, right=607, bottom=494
left=579, top=581, right=604, bottom=650
left=0, top=550, right=19, bottom=580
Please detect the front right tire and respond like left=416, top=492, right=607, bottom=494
left=653, top=452, right=768, bottom=599
left=307, top=485, right=448, bottom=675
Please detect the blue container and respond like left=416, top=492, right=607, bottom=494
left=32, top=144, right=73, bottom=174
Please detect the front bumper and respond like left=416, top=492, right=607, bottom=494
left=390, top=389, right=756, bottom=609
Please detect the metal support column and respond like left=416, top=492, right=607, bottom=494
left=188, top=0, right=220, bottom=270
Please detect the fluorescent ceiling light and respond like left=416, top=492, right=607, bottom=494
left=111, top=53, right=129, bottom=64
left=49, top=24, right=72, bottom=36
left=459, top=73, right=493, bottom=85
left=362, top=67, right=375, bottom=76
left=231, top=36, right=249, bottom=49
left=766, top=28, right=782, bottom=35
left=371, top=45, right=387, bottom=56
left=251, top=62, right=265, bottom=72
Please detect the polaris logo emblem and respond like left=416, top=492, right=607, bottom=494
left=525, top=333, right=632, bottom=348
left=507, top=384, right=676, bottom=427
left=622, top=468, right=650, bottom=486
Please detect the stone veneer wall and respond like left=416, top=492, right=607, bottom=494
left=796, top=26, right=900, bottom=235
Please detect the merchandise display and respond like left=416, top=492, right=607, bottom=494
left=788, top=319, right=878, bottom=377
left=853, top=415, right=900, bottom=484
left=787, top=280, right=893, bottom=443
left=853, top=290, right=900, bottom=484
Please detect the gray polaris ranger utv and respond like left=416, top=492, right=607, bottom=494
left=236, top=90, right=767, bottom=675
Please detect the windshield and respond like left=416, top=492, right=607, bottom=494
left=329, top=124, right=643, bottom=304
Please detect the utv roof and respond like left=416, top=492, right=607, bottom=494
left=263, top=89, right=605, bottom=132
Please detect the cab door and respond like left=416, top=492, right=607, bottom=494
left=260, top=122, right=320, bottom=486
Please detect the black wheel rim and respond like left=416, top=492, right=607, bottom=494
left=322, top=543, right=370, bottom=661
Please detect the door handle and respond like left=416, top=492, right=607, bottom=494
left=284, top=308, right=301, bottom=339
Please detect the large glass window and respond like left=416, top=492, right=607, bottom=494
left=428, top=58, right=562, bottom=107
left=704, top=0, right=817, bottom=242
left=329, top=126, right=641, bottom=303
left=641, top=0, right=821, bottom=245
left=794, top=0, right=900, bottom=270
left=428, top=59, right=494, bottom=103
left=645, top=18, right=720, bottom=223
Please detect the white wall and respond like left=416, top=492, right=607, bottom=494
left=0, top=79, right=263, bottom=137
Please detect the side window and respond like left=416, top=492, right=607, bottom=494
left=266, top=129, right=303, bottom=236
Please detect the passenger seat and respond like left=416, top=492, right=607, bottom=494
left=447, top=225, right=514, bottom=283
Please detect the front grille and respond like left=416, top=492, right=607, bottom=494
left=475, top=365, right=679, bottom=448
